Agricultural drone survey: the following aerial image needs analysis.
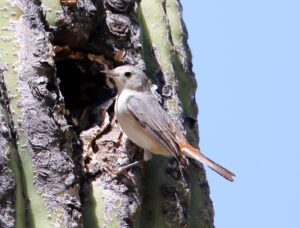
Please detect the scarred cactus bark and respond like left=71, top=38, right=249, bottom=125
left=0, top=0, right=214, bottom=227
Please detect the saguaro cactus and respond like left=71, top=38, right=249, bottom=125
left=0, top=0, right=214, bottom=227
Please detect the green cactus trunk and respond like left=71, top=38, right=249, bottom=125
left=0, top=0, right=214, bottom=227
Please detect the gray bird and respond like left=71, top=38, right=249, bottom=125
left=103, top=65, right=235, bottom=181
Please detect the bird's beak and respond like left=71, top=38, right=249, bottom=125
left=101, top=70, right=117, bottom=78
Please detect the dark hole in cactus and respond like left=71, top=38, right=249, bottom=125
left=55, top=58, right=116, bottom=132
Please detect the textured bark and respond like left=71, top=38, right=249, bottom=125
left=0, top=0, right=214, bottom=227
left=0, top=3, right=27, bottom=228
left=0, top=70, right=17, bottom=228
left=1, top=0, right=81, bottom=227
left=44, top=0, right=145, bottom=227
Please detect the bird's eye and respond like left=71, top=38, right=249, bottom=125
left=124, top=72, right=132, bottom=78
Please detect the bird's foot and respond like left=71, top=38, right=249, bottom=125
left=115, top=160, right=145, bottom=174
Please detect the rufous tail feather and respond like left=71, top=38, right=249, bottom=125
left=179, top=142, right=235, bottom=181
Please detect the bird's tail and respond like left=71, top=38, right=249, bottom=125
left=179, top=142, right=235, bottom=181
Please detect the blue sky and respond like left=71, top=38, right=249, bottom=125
left=181, top=1, right=300, bottom=227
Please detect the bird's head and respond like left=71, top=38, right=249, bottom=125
left=103, top=65, right=149, bottom=93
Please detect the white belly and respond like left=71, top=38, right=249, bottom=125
left=115, top=90, right=168, bottom=156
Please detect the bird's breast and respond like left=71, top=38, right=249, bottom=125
left=115, top=90, right=169, bottom=156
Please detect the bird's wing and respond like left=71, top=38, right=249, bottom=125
left=126, top=92, right=183, bottom=160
